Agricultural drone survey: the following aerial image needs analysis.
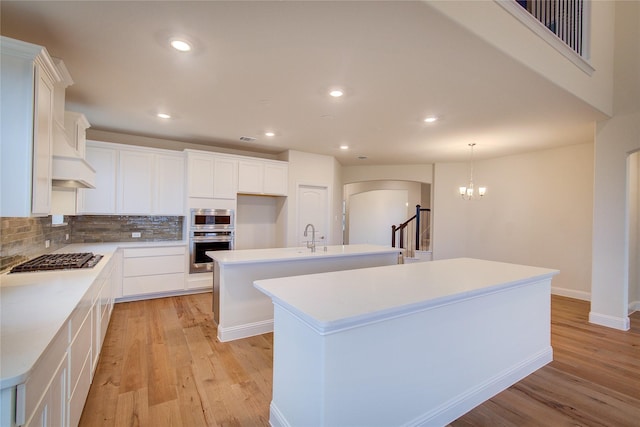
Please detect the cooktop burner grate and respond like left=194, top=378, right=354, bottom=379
left=10, top=252, right=103, bottom=273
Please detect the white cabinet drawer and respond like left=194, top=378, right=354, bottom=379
left=123, top=254, right=184, bottom=277
left=123, top=273, right=185, bottom=296
left=123, top=245, right=185, bottom=258
left=69, top=309, right=92, bottom=397
left=68, top=349, right=91, bottom=427
left=68, top=292, right=92, bottom=341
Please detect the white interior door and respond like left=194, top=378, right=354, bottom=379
left=348, top=189, right=408, bottom=245
left=297, top=185, right=329, bottom=247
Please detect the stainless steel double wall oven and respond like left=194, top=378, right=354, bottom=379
left=189, top=208, right=234, bottom=273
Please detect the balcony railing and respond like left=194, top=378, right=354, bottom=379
left=516, top=0, right=586, bottom=57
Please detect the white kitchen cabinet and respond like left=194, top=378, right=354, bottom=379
left=122, top=246, right=186, bottom=298
left=186, top=150, right=237, bottom=200
left=155, top=154, right=185, bottom=215
left=1, top=36, right=62, bottom=217
left=238, top=159, right=288, bottom=196
left=67, top=309, right=91, bottom=427
left=213, top=156, right=238, bottom=199
left=77, top=143, right=117, bottom=214
left=118, top=149, right=154, bottom=214
left=79, top=141, right=185, bottom=215
left=23, top=355, right=66, bottom=427
left=187, top=152, right=215, bottom=198
left=17, top=327, right=67, bottom=427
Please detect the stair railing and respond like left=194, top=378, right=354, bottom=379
left=391, top=205, right=431, bottom=258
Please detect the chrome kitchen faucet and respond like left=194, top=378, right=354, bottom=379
left=304, top=223, right=316, bottom=252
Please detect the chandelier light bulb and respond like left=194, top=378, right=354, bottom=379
left=459, top=143, right=486, bottom=200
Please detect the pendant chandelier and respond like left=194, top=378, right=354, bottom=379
left=459, top=143, right=486, bottom=200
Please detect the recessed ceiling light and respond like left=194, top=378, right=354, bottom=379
left=265, top=132, right=275, bottom=137
left=340, top=145, right=349, bottom=150
left=424, top=116, right=438, bottom=123
left=157, top=113, right=171, bottom=119
left=329, top=89, right=344, bottom=98
left=170, top=39, right=192, bottom=52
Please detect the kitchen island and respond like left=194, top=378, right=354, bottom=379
left=207, top=244, right=399, bottom=342
left=254, top=257, right=558, bottom=427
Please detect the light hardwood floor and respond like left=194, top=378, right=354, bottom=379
left=80, top=294, right=639, bottom=427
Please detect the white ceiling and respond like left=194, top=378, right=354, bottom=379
left=1, top=1, right=604, bottom=165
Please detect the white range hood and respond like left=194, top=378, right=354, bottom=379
left=51, top=119, right=96, bottom=189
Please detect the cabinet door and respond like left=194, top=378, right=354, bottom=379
left=213, top=157, right=237, bottom=199
left=187, top=153, right=215, bottom=198
left=237, top=160, right=263, bottom=194
left=263, top=163, right=288, bottom=196
left=155, top=154, right=185, bottom=214
left=31, top=63, right=55, bottom=216
left=118, top=150, right=154, bottom=214
left=77, top=145, right=117, bottom=214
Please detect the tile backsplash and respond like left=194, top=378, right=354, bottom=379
left=70, top=215, right=183, bottom=243
left=0, top=216, right=71, bottom=272
left=1, top=215, right=183, bottom=272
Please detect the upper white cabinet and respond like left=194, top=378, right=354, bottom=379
left=186, top=152, right=215, bottom=198
left=155, top=154, right=185, bottom=214
left=1, top=36, right=62, bottom=217
left=238, top=159, right=288, bottom=196
left=78, top=143, right=117, bottom=214
left=186, top=151, right=237, bottom=200
left=79, top=141, right=185, bottom=215
left=118, top=149, right=154, bottom=214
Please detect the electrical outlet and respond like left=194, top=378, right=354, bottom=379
left=132, top=232, right=142, bottom=238
left=45, top=239, right=50, bottom=248
left=65, top=233, right=69, bottom=241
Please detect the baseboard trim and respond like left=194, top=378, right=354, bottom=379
left=404, top=347, right=552, bottom=427
left=629, top=300, right=640, bottom=314
left=551, top=286, right=590, bottom=301
left=269, top=402, right=288, bottom=427
left=268, top=348, right=552, bottom=427
left=217, top=319, right=274, bottom=342
left=589, top=311, right=630, bottom=331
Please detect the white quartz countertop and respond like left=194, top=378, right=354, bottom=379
left=254, top=258, right=559, bottom=334
left=0, top=240, right=185, bottom=388
left=208, top=244, right=400, bottom=265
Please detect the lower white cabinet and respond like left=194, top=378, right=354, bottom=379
left=67, top=309, right=92, bottom=427
left=10, top=254, right=118, bottom=427
left=23, top=354, right=66, bottom=427
left=19, top=329, right=67, bottom=427
left=122, top=246, right=186, bottom=297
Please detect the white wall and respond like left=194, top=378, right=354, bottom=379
left=428, top=0, right=615, bottom=116
left=628, top=152, right=640, bottom=313
left=592, top=112, right=640, bottom=329
left=342, top=164, right=433, bottom=185
left=236, top=195, right=279, bottom=249
left=284, top=150, right=342, bottom=247
left=348, top=189, right=408, bottom=246
left=433, top=143, right=594, bottom=299
left=589, top=0, right=640, bottom=329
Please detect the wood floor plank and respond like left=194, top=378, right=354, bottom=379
left=80, top=293, right=640, bottom=427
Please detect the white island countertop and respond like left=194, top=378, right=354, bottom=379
left=208, top=244, right=399, bottom=265
left=255, top=257, right=559, bottom=334
left=0, top=240, right=186, bottom=388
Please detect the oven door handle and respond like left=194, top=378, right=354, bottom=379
left=190, top=236, right=233, bottom=242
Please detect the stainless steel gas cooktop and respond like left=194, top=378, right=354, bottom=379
left=10, top=252, right=103, bottom=273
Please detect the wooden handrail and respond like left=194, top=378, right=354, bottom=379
left=391, top=205, right=431, bottom=254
